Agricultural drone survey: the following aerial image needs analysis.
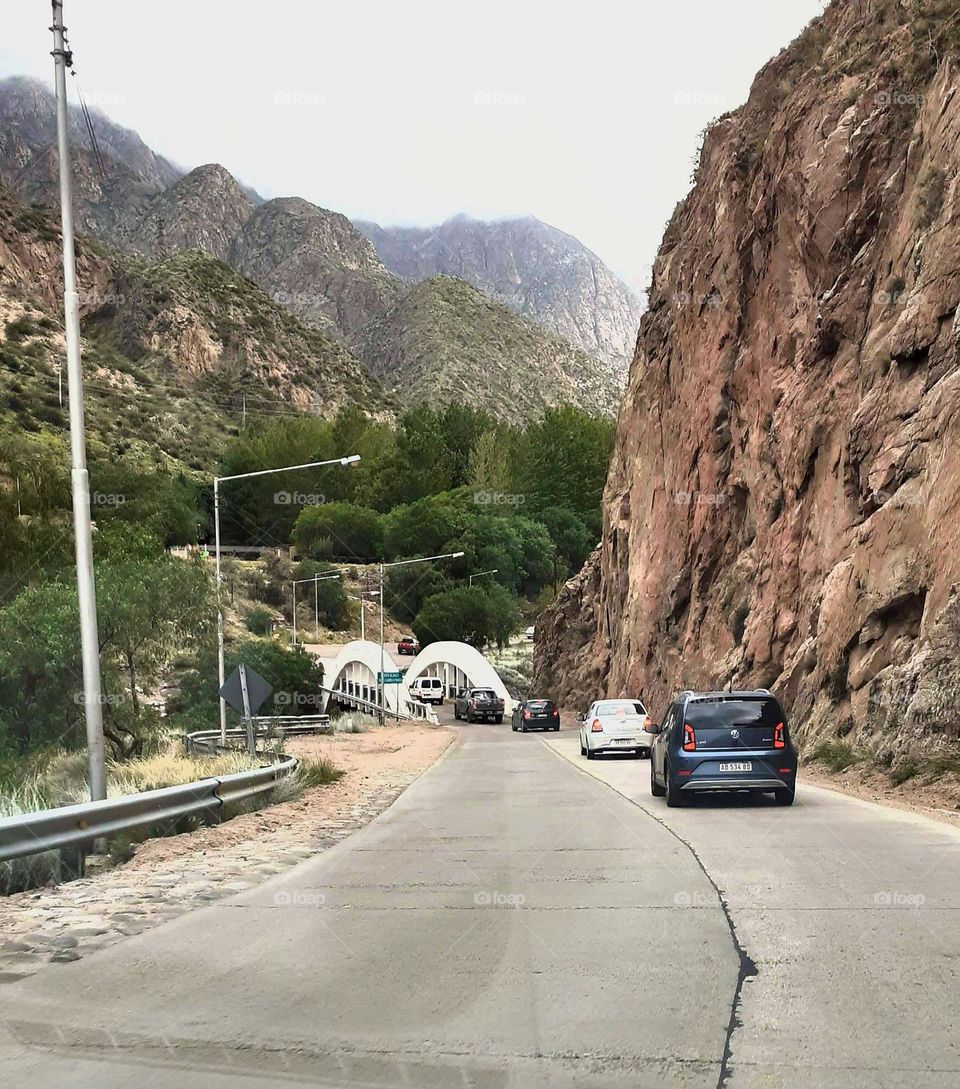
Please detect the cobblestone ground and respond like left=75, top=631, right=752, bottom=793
left=0, top=724, right=454, bottom=982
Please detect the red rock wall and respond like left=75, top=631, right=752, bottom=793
left=535, top=1, right=960, bottom=766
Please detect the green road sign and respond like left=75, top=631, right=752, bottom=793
left=378, top=671, right=403, bottom=684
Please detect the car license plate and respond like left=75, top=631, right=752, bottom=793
left=613, top=738, right=634, bottom=746
left=719, top=761, right=752, bottom=773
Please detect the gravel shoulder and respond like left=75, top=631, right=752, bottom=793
left=0, top=722, right=454, bottom=981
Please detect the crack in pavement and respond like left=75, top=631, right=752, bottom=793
left=540, top=739, right=757, bottom=1089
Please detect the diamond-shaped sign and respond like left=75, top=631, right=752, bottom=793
left=219, top=664, right=273, bottom=716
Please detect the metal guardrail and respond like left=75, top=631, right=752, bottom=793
left=184, top=716, right=331, bottom=754
left=0, top=738, right=301, bottom=866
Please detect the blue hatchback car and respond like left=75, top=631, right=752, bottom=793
left=649, top=690, right=797, bottom=807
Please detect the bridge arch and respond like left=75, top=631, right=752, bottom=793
left=403, top=641, right=514, bottom=713
left=324, top=640, right=403, bottom=712
left=322, top=639, right=514, bottom=717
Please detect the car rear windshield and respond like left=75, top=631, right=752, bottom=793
left=472, top=689, right=497, bottom=698
left=596, top=700, right=647, bottom=715
left=527, top=700, right=555, bottom=712
left=685, top=698, right=783, bottom=728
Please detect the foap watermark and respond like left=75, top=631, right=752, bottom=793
left=274, top=692, right=325, bottom=709
left=273, top=890, right=326, bottom=907
left=473, top=90, right=526, bottom=108
left=73, top=690, right=126, bottom=707
left=273, top=90, right=326, bottom=108
left=90, top=491, right=126, bottom=507
left=673, top=890, right=714, bottom=907
left=82, top=91, right=126, bottom=110
left=874, top=890, right=925, bottom=908
left=674, top=90, right=727, bottom=108
left=77, top=289, right=126, bottom=308
left=673, top=490, right=727, bottom=507
left=274, top=491, right=325, bottom=507
left=474, top=890, right=526, bottom=908
left=875, top=89, right=925, bottom=109
left=670, top=289, right=724, bottom=310
left=473, top=490, right=525, bottom=507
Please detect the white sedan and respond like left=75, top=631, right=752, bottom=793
left=578, top=698, right=655, bottom=759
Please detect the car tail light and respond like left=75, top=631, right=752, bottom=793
left=590, top=719, right=603, bottom=732
left=774, top=722, right=785, bottom=749
left=552, top=709, right=560, bottom=719
left=682, top=723, right=696, bottom=751
left=523, top=710, right=531, bottom=720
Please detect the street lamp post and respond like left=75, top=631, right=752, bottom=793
left=213, top=455, right=360, bottom=743
left=469, top=568, right=499, bottom=585
left=378, top=551, right=464, bottom=723
left=350, top=589, right=380, bottom=640
left=291, top=573, right=341, bottom=646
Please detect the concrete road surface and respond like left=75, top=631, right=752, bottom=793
left=0, top=724, right=957, bottom=1088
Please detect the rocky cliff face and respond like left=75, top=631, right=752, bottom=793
left=357, top=275, right=619, bottom=417
left=357, top=214, right=641, bottom=376
left=0, top=76, right=182, bottom=241
left=229, top=197, right=404, bottom=343
left=536, top=0, right=960, bottom=774
left=0, top=184, right=390, bottom=467
left=130, top=164, right=254, bottom=263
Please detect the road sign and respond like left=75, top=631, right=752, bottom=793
left=220, top=664, right=273, bottom=716
left=378, top=672, right=403, bottom=684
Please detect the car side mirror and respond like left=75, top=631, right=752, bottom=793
left=647, top=723, right=662, bottom=735
left=575, top=712, right=585, bottom=722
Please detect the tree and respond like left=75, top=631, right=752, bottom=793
left=468, top=428, right=511, bottom=494
left=169, top=637, right=325, bottom=729
left=96, top=552, right=211, bottom=756
left=531, top=506, right=591, bottom=585
left=0, top=581, right=83, bottom=757
left=413, top=584, right=518, bottom=650
left=293, top=502, right=382, bottom=562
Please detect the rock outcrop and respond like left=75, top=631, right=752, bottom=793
left=357, top=214, right=641, bottom=377
left=535, top=0, right=960, bottom=772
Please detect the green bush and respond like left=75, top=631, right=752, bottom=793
left=244, top=606, right=275, bottom=635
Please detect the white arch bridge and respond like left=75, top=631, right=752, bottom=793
left=314, top=640, right=514, bottom=720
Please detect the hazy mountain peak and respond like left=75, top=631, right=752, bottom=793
left=355, top=213, right=640, bottom=372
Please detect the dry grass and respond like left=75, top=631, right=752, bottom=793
left=1, top=744, right=341, bottom=895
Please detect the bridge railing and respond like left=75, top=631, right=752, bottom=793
left=322, top=685, right=438, bottom=724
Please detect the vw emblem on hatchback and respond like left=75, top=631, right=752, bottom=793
left=730, top=728, right=740, bottom=739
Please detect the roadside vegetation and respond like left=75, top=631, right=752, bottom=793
left=0, top=395, right=610, bottom=853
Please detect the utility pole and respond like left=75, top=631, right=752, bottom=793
left=379, top=564, right=386, bottom=724
left=51, top=0, right=106, bottom=803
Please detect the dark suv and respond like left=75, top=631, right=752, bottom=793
left=649, top=690, right=797, bottom=807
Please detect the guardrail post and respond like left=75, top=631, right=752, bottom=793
left=57, top=842, right=86, bottom=881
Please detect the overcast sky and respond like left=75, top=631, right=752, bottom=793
left=2, top=0, right=824, bottom=295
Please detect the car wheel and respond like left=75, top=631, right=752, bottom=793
left=579, top=738, right=586, bottom=755
left=494, top=715, right=503, bottom=724
left=553, top=725, right=560, bottom=732
left=650, top=761, right=666, bottom=797
left=665, top=763, right=686, bottom=807
left=520, top=722, right=527, bottom=732
left=586, top=746, right=596, bottom=759
left=774, top=788, right=796, bottom=807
